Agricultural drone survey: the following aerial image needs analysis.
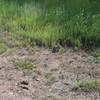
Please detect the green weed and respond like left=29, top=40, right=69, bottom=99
left=15, top=59, right=34, bottom=70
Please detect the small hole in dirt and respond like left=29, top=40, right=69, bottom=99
left=20, top=81, right=29, bottom=85
left=20, top=86, right=29, bottom=90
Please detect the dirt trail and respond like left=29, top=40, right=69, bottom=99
left=0, top=47, right=100, bottom=100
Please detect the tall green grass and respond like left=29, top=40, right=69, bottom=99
left=0, top=0, right=100, bottom=48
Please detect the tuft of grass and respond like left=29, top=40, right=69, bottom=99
left=0, top=42, right=7, bottom=54
left=73, top=79, right=100, bottom=92
left=15, top=59, right=34, bottom=70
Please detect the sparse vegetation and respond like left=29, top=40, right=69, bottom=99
left=43, top=96, right=57, bottom=100
left=74, top=80, right=100, bottom=92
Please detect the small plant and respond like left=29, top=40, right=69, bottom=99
left=73, top=79, right=100, bottom=92
left=15, top=59, right=34, bottom=70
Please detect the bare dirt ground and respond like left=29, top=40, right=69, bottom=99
left=0, top=46, right=100, bottom=100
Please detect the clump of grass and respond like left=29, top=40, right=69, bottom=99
left=0, top=42, right=7, bottom=54
left=73, top=79, right=100, bottom=92
left=15, top=59, right=34, bottom=70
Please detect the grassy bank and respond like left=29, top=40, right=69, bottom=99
left=0, top=0, right=100, bottom=48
